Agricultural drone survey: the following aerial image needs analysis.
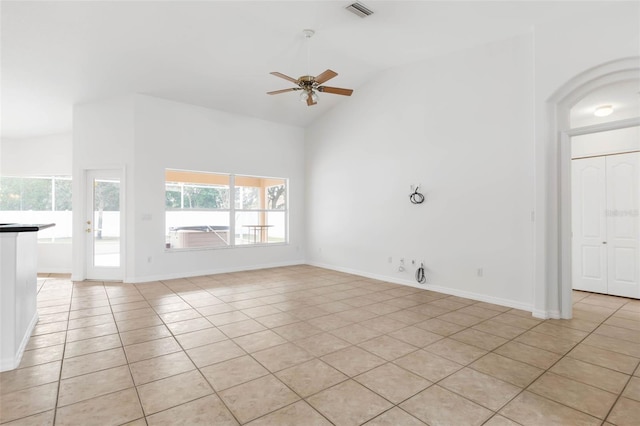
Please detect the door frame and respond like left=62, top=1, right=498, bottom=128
left=73, top=167, right=126, bottom=282
left=536, top=57, right=639, bottom=319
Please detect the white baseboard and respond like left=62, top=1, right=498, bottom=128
left=308, top=261, right=533, bottom=313
left=0, top=312, right=38, bottom=372
left=124, top=260, right=306, bottom=283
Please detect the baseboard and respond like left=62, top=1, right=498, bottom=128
left=124, top=260, right=306, bottom=283
left=38, top=267, right=72, bottom=274
left=532, top=309, right=561, bottom=320
left=0, top=311, right=38, bottom=372
left=307, top=261, right=533, bottom=313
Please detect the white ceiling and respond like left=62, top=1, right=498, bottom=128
left=1, top=1, right=612, bottom=139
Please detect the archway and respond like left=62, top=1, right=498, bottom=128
left=543, top=57, right=640, bottom=318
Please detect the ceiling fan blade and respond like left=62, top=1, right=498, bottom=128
left=315, top=69, right=338, bottom=84
left=318, top=86, right=353, bottom=96
left=306, top=93, right=317, bottom=106
left=267, top=88, right=299, bottom=95
left=270, top=72, right=299, bottom=84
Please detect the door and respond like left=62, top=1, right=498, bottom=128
left=85, top=169, right=123, bottom=281
left=606, top=152, right=640, bottom=298
left=572, top=157, right=608, bottom=293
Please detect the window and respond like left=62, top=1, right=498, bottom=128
left=165, top=169, right=287, bottom=249
left=0, top=176, right=73, bottom=242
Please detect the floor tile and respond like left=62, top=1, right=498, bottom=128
left=307, top=314, right=353, bottom=331
left=358, top=335, right=418, bottom=361
left=550, top=356, right=630, bottom=394
left=308, top=380, right=393, bottom=426
left=623, top=376, right=640, bottom=401
left=233, top=329, right=287, bottom=352
left=174, top=326, right=227, bottom=349
left=119, top=325, right=172, bottom=346
left=359, top=316, right=407, bottom=333
left=499, top=391, right=601, bottom=426
left=123, top=336, right=182, bottom=363
left=0, top=382, right=58, bottom=424
left=294, top=332, right=351, bottom=357
left=567, top=343, right=640, bottom=374
left=61, top=347, right=127, bottom=379
left=272, top=322, right=323, bottom=341
left=17, top=346, right=63, bottom=370
left=276, top=358, right=347, bottom=397
left=0, top=410, right=54, bottom=426
left=355, top=362, right=431, bottom=404
left=186, top=339, right=245, bottom=368
left=62, top=331, right=114, bottom=356
left=493, top=341, right=561, bottom=369
left=219, top=319, right=267, bottom=338
left=206, top=311, right=251, bottom=326
left=219, top=375, right=300, bottom=424
left=424, top=338, right=487, bottom=365
left=450, top=328, right=508, bottom=351
left=253, top=342, right=314, bottom=372
left=582, top=334, right=640, bottom=358
left=321, top=345, right=386, bottom=377
left=0, top=361, right=61, bottom=395
left=470, top=352, right=543, bottom=387
left=66, top=322, right=118, bottom=342
left=388, top=326, right=443, bottom=347
left=528, top=372, right=617, bottom=419
left=607, top=397, right=640, bottom=426
left=146, top=394, right=238, bottom=426
left=137, top=369, right=213, bottom=415
left=482, top=415, right=521, bottom=426
left=439, top=367, right=521, bottom=410
left=415, top=318, right=466, bottom=336
left=363, top=407, right=426, bottom=425
left=400, top=385, right=492, bottom=426
left=515, top=330, right=579, bottom=354
left=129, top=351, right=195, bottom=385
left=200, top=355, right=269, bottom=391
left=24, top=331, right=66, bottom=351
left=57, top=365, right=133, bottom=407
left=54, top=388, right=143, bottom=426
left=245, top=400, right=331, bottom=426
left=394, top=350, right=463, bottom=382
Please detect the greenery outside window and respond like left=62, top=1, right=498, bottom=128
left=0, top=176, right=73, bottom=242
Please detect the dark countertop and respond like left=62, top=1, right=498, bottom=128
left=0, top=223, right=56, bottom=233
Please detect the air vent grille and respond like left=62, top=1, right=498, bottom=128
left=346, top=2, right=374, bottom=18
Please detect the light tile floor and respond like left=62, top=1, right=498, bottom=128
left=1, top=265, right=640, bottom=425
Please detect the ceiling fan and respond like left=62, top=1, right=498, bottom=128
left=267, top=29, right=354, bottom=106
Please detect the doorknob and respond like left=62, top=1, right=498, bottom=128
left=86, top=228, right=92, bottom=233
left=87, top=220, right=91, bottom=225
left=602, top=241, right=607, bottom=244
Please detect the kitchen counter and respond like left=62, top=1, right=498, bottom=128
left=0, top=223, right=55, bottom=371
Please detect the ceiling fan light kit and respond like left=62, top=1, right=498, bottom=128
left=267, top=29, right=354, bottom=106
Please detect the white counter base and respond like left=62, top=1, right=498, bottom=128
left=1, top=231, right=40, bottom=371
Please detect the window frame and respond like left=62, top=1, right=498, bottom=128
left=164, top=169, right=289, bottom=251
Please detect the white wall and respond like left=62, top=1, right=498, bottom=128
left=306, top=34, right=535, bottom=310
left=0, top=133, right=71, bottom=176
left=73, top=94, right=305, bottom=282
left=0, top=133, right=73, bottom=273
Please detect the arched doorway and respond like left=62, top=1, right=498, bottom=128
left=544, top=57, right=640, bottom=318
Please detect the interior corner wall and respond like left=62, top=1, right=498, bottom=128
left=532, top=2, right=640, bottom=317
left=305, top=34, right=535, bottom=310
left=130, top=95, right=305, bottom=282
left=1, top=133, right=73, bottom=273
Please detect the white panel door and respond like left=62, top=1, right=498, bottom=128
left=572, top=157, right=608, bottom=293
left=606, top=152, right=640, bottom=298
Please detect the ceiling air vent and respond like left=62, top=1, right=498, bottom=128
left=346, top=2, right=374, bottom=18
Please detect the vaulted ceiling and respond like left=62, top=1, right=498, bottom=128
left=1, top=1, right=614, bottom=139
